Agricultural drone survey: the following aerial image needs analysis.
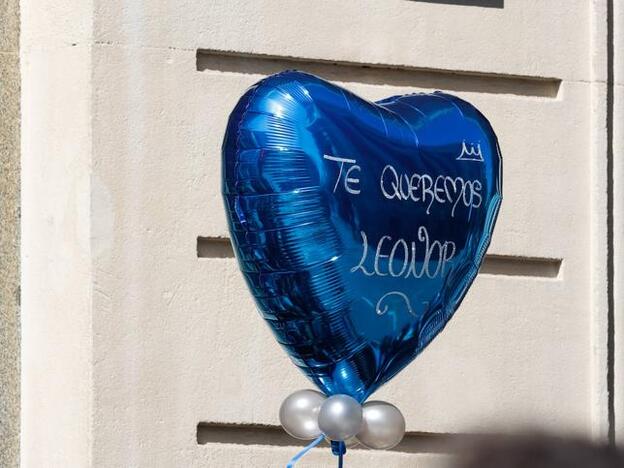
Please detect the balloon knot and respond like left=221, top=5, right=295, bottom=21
left=330, top=440, right=346, bottom=456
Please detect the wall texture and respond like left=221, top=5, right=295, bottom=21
left=0, top=0, right=20, bottom=467
left=18, top=1, right=622, bottom=467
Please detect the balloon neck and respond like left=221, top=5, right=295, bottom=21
left=330, top=440, right=346, bottom=456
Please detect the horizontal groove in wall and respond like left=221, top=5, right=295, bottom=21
left=479, top=255, right=561, bottom=278
left=196, top=50, right=560, bottom=98
left=197, top=237, right=233, bottom=258
left=197, top=237, right=562, bottom=279
left=197, top=423, right=459, bottom=454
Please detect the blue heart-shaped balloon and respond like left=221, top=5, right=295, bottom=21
left=222, top=71, right=501, bottom=401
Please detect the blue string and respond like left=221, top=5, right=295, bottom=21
left=331, top=440, right=346, bottom=468
left=286, top=435, right=324, bottom=468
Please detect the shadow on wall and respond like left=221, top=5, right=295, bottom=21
left=409, top=0, right=504, bottom=8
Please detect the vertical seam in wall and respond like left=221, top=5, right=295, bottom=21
left=87, top=1, right=96, bottom=463
left=590, top=0, right=610, bottom=441
left=87, top=24, right=101, bottom=465
left=607, top=0, right=615, bottom=446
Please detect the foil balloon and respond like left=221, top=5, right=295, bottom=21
left=222, top=71, right=502, bottom=402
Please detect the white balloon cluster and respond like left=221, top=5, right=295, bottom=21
left=279, top=390, right=405, bottom=450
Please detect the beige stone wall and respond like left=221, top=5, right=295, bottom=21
left=0, top=0, right=20, bottom=467
left=17, top=0, right=623, bottom=466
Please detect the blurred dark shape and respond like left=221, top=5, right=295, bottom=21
left=457, top=433, right=624, bottom=468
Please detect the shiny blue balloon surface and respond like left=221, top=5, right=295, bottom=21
left=222, top=71, right=502, bottom=401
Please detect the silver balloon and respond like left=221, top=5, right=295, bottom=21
left=279, top=390, right=326, bottom=440
left=318, top=394, right=363, bottom=441
left=356, top=401, right=405, bottom=450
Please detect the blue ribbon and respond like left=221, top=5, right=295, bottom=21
left=286, top=436, right=324, bottom=468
